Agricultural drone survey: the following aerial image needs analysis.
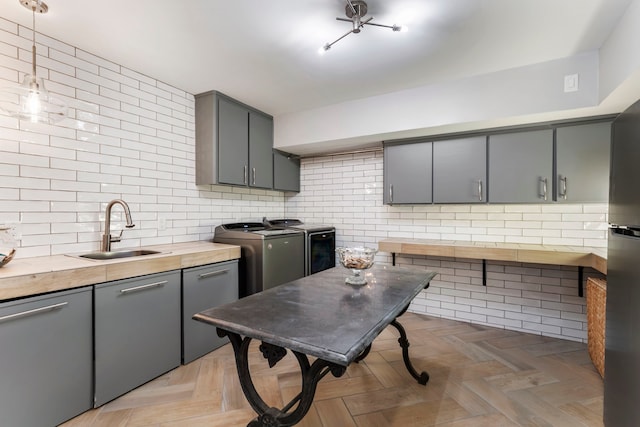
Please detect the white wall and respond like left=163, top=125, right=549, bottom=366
left=284, top=152, right=608, bottom=342
left=275, top=52, right=601, bottom=154
left=600, top=0, right=640, bottom=103
left=0, top=18, right=285, bottom=258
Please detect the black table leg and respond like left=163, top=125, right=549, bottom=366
left=354, top=344, right=372, bottom=363
left=219, top=328, right=346, bottom=427
left=389, top=317, right=429, bottom=385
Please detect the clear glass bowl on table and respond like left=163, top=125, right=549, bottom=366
left=335, top=246, right=377, bottom=285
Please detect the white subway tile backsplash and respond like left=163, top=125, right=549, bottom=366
left=50, top=49, right=98, bottom=74
left=21, top=166, right=76, bottom=181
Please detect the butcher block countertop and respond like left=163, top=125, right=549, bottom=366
left=0, top=241, right=240, bottom=301
left=378, top=238, right=607, bottom=274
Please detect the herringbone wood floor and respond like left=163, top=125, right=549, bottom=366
left=61, top=313, right=604, bottom=426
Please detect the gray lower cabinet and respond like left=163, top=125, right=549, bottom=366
left=182, top=260, right=239, bottom=364
left=555, top=121, right=611, bottom=202
left=384, top=141, right=433, bottom=204
left=433, top=136, right=487, bottom=203
left=0, top=287, right=92, bottom=426
left=196, top=91, right=274, bottom=189
left=94, top=270, right=181, bottom=407
left=273, top=149, right=301, bottom=192
left=488, top=129, right=553, bottom=203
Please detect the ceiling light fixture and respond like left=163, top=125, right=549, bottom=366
left=0, top=0, right=67, bottom=124
left=319, top=0, right=407, bottom=55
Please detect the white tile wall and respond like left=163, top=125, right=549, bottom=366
left=0, top=18, right=285, bottom=258
left=285, top=151, right=608, bottom=342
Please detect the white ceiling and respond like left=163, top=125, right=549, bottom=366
left=1, top=0, right=634, bottom=117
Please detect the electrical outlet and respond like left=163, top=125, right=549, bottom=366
left=158, top=217, right=167, bottom=231
left=564, top=74, right=579, bottom=92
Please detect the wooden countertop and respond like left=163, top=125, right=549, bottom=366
left=0, top=241, right=241, bottom=301
left=378, top=238, right=607, bottom=274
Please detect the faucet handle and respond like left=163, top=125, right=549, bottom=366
left=125, top=223, right=136, bottom=229
left=110, top=229, right=124, bottom=243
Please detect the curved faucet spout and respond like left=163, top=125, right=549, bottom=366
left=101, top=199, right=135, bottom=252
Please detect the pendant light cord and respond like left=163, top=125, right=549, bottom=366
left=31, top=2, right=37, bottom=81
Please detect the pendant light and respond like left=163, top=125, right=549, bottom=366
left=0, top=0, right=67, bottom=124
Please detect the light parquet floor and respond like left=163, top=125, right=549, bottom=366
left=61, top=313, right=604, bottom=426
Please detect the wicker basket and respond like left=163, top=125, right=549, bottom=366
left=587, top=277, right=607, bottom=378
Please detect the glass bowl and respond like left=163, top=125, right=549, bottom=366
left=0, top=226, right=16, bottom=268
left=336, top=246, right=377, bottom=285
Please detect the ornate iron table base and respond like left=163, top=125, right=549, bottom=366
left=219, top=313, right=429, bottom=427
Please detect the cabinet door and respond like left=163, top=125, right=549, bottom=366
left=384, top=141, right=433, bottom=204
left=489, top=130, right=553, bottom=203
left=218, top=97, right=249, bottom=186
left=433, top=136, right=487, bottom=203
left=0, top=288, right=92, bottom=426
left=249, top=111, right=274, bottom=188
left=273, top=150, right=300, bottom=192
left=556, top=122, right=611, bottom=203
left=182, top=260, right=239, bottom=364
left=94, top=270, right=181, bottom=407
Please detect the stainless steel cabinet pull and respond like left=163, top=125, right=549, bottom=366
left=243, top=166, right=248, bottom=185
left=0, top=302, right=68, bottom=323
left=252, top=167, right=256, bottom=185
left=478, top=179, right=483, bottom=201
left=198, top=269, right=229, bottom=279
left=119, top=280, right=167, bottom=294
left=389, top=184, right=394, bottom=203
left=540, top=177, right=548, bottom=201
left=560, top=176, right=568, bottom=200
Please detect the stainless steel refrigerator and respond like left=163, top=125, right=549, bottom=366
left=604, top=99, right=640, bottom=426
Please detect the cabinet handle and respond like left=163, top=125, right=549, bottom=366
left=540, top=177, right=548, bottom=201
left=252, top=167, right=256, bottom=185
left=0, top=301, right=68, bottom=323
left=119, top=280, right=167, bottom=294
left=560, top=175, right=568, bottom=200
left=198, top=269, right=229, bottom=279
left=389, top=184, right=394, bottom=204
left=243, top=166, right=248, bottom=185
left=478, top=179, right=483, bottom=201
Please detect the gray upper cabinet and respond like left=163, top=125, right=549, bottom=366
left=0, top=287, right=93, bottom=426
left=273, top=149, right=300, bottom=192
left=555, top=122, right=611, bottom=203
left=384, top=141, right=432, bottom=204
left=196, top=91, right=274, bottom=189
left=489, top=129, right=553, bottom=203
left=217, top=96, right=249, bottom=186
left=433, top=136, right=487, bottom=203
left=249, top=111, right=274, bottom=188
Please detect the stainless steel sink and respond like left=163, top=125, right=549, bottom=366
left=78, top=249, right=162, bottom=260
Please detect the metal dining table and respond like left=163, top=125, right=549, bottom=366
left=194, top=264, right=437, bottom=427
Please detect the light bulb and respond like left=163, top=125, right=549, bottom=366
left=26, top=90, right=42, bottom=121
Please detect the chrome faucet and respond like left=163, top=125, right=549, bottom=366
left=101, top=199, right=135, bottom=252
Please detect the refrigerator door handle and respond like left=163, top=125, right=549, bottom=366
left=610, top=226, right=640, bottom=238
